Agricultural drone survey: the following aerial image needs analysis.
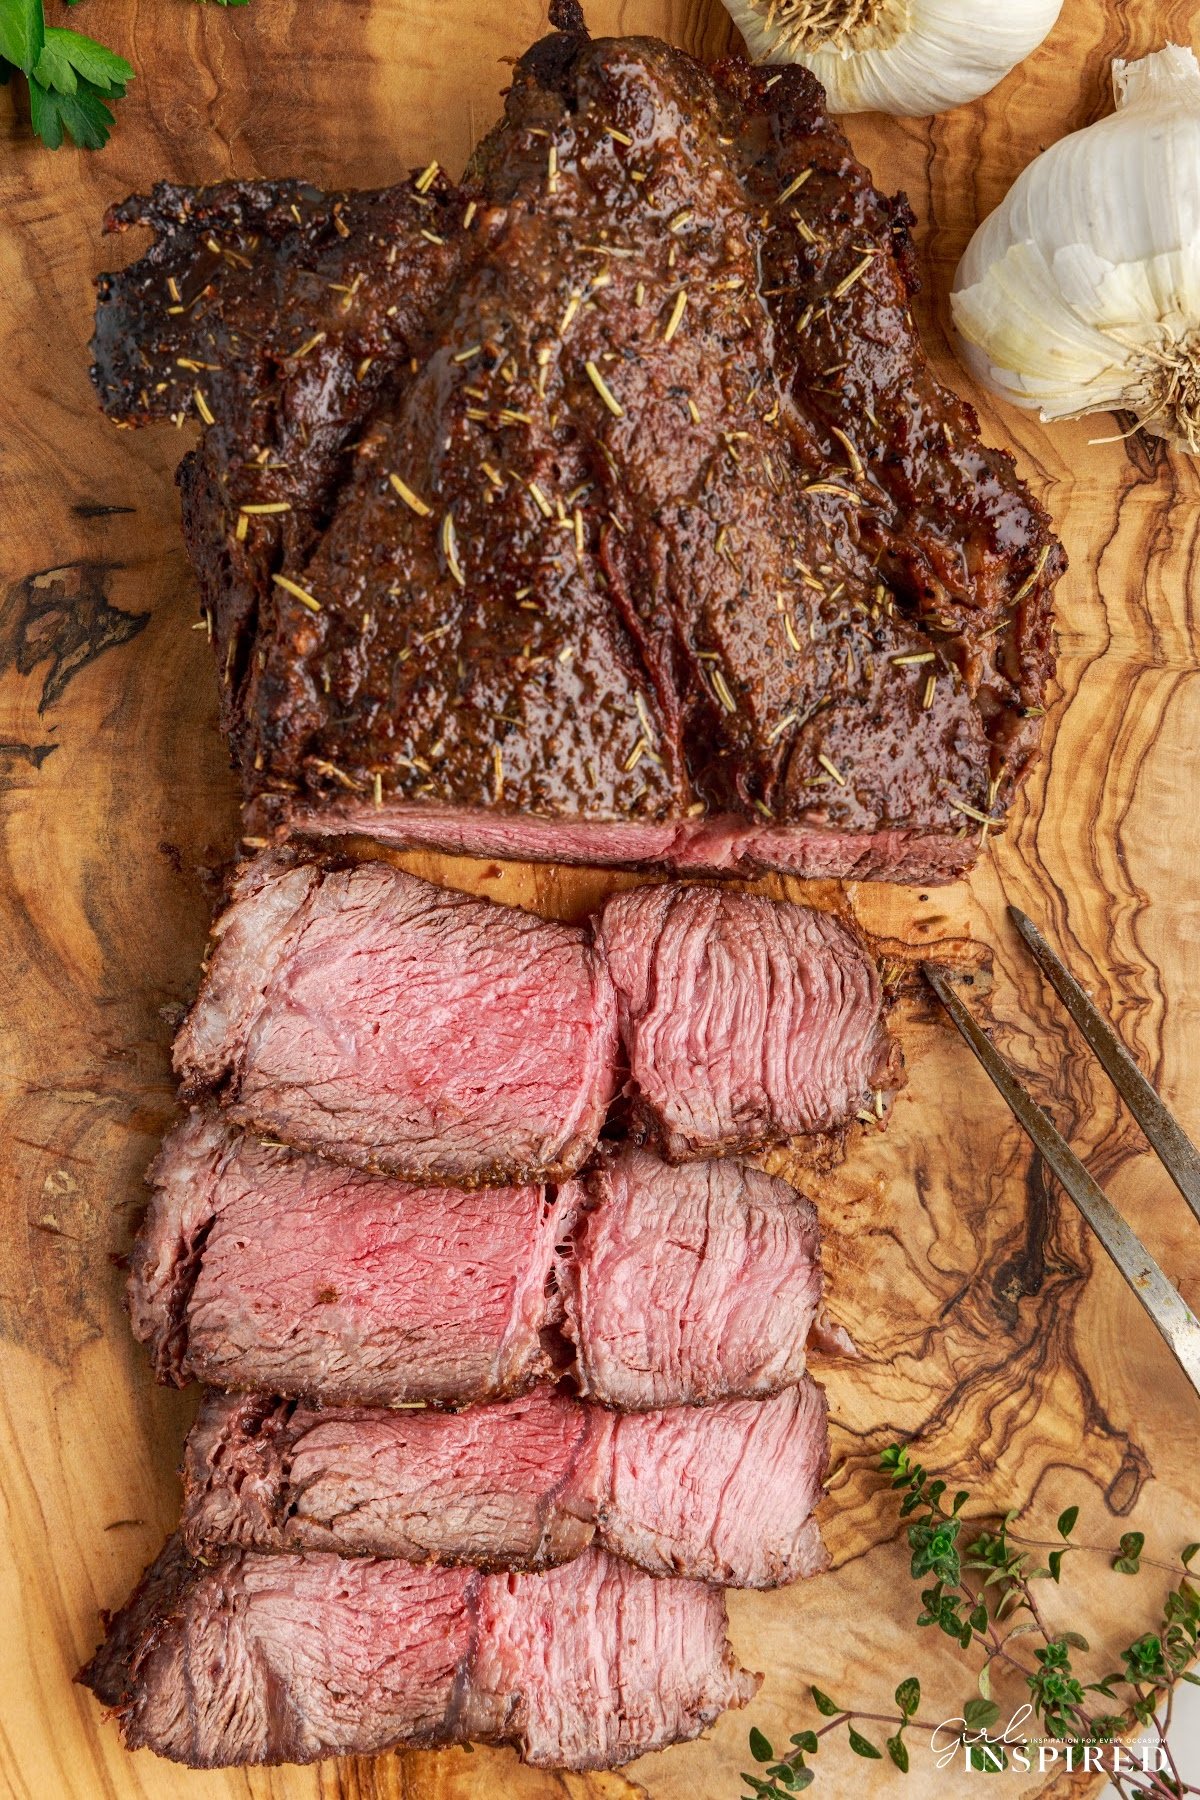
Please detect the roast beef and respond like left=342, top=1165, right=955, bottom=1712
left=173, top=848, right=898, bottom=1176
left=596, top=1382, right=828, bottom=1585
left=182, top=1386, right=595, bottom=1570
left=181, top=1378, right=829, bottom=1589
left=131, top=1122, right=823, bottom=1410
left=567, top=1145, right=822, bottom=1409
left=599, top=883, right=899, bottom=1159
left=91, top=13, right=1062, bottom=886
left=462, top=1542, right=756, bottom=1769
left=173, top=849, right=618, bottom=1185
left=80, top=1536, right=757, bottom=1769
left=132, top=1112, right=569, bottom=1404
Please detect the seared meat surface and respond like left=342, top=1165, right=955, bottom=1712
left=92, top=9, right=1062, bottom=882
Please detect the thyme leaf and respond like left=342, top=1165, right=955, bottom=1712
left=739, top=1445, right=1200, bottom=1799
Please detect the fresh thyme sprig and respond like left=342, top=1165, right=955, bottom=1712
left=743, top=1678, right=937, bottom=1794
left=741, top=1446, right=1200, bottom=1799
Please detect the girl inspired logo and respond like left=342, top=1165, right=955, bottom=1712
left=929, top=1706, right=1171, bottom=1777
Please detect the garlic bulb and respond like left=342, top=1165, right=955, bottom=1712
left=952, top=46, right=1200, bottom=452
left=722, top=0, right=1063, bottom=117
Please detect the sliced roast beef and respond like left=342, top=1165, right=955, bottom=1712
left=567, top=1145, right=822, bottom=1409
left=181, top=1378, right=829, bottom=1588
left=82, top=1536, right=474, bottom=1765
left=132, top=1113, right=568, bottom=1404
left=80, top=1537, right=756, bottom=1769
left=132, top=1122, right=822, bottom=1410
left=461, top=1543, right=756, bottom=1768
left=173, top=850, right=618, bottom=1186
left=598, top=884, right=899, bottom=1160
left=182, top=1386, right=595, bottom=1571
left=172, top=850, right=896, bottom=1180
left=596, top=1382, right=829, bottom=1587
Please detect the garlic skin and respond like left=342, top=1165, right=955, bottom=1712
left=722, top=0, right=1063, bottom=117
left=952, top=47, right=1200, bottom=452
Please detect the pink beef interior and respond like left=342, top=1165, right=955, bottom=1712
left=80, top=1538, right=756, bottom=1769
left=144, top=1118, right=568, bottom=1405
left=464, top=1547, right=759, bottom=1769
left=602, top=1382, right=830, bottom=1587
left=174, top=851, right=619, bottom=1185
left=181, top=1380, right=830, bottom=1589
left=182, top=1388, right=599, bottom=1568
left=134, top=1124, right=826, bottom=1413
left=85, top=1539, right=478, bottom=1767
left=170, top=853, right=897, bottom=1185
left=598, top=883, right=898, bottom=1159
left=565, top=1145, right=823, bottom=1409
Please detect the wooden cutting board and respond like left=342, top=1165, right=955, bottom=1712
left=3, top=2, right=1199, bottom=1795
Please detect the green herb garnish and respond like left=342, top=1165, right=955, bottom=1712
left=1, top=0, right=253, bottom=151
left=741, top=1446, right=1200, bottom=1799
left=1, top=0, right=132, bottom=149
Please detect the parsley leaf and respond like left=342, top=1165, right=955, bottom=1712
left=29, top=35, right=78, bottom=92
left=35, top=26, right=132, bottom=93
left=27, top=70, right=123, bottom=148
left=0, top=0, right=44, bottom=73
left=6, top=0, right=133, bottom=149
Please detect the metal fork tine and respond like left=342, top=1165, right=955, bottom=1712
left=1009, top=906, right=1200, bottom=1228
left=922, top=963, right=1200, bottom=1404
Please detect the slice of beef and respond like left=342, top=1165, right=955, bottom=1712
left=262, top=802, right=985, bottom=883
left=132, top=1122, right=823, bottom=1411
left=173, top=849, right=618, bottom=1185
left=92, top=21, right=1063, bottom=889
left=181, top=1387, right=597, bottom=1570
left=79, top=1538, right=756, bottom=1769
left=181, top=1378, right=829, bottom=1588
left=132, top=1112, right=568, bottom=1405
left=174, top=851, right=894, bottom=1182
left=566, top=1145, right=823, bottom=1409
left=461, top=1545, right=757, bottom=1768
left=597, top=1382, right=830, bottom=1588
left=81, top=1535, right=476, bottom=1764
left=598, top=883, right=899, bottom=1160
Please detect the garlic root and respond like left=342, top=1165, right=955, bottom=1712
left=722, top=0, right=1063, bottom=117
